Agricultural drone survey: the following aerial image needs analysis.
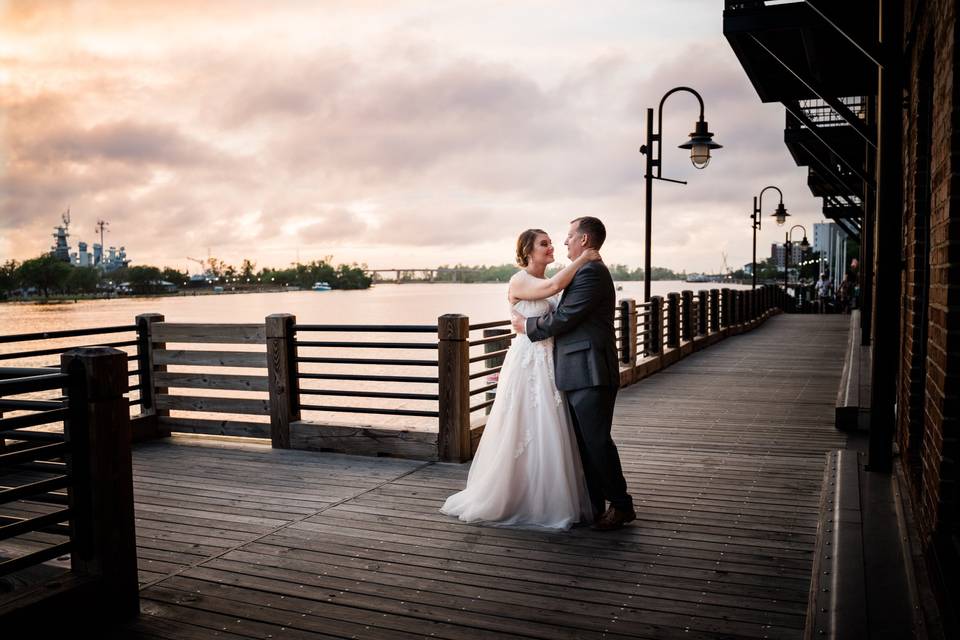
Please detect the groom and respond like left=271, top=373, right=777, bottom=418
left=511, top=216, right=636, bottom=531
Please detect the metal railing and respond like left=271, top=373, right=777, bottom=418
left=0, top=325, right=141, bottom=409
left=0, top=348, right=139, bottom=624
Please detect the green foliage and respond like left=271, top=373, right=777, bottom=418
left=335, top=263, right=372, bottom=289
left=257, top=259, right=372, bottom=290
left=240, top=259, right=257, bottom=280
left=431, top=264, right=518, bottom=283
left=0, top=260, right=20, bottom=297
left=18, top=255, right=72, bottom=297
left=161, top=267, right=189, bottom=287
left=66, top=267, right=100, bottom=293
left=126, top=265, right=164, bottom=294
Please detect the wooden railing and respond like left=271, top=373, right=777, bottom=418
left=0, top=284, right=786, bottom=465
left=0, top=348, right=138, bottom=626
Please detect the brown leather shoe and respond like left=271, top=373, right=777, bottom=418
left=591, top=505, right=637, bottom=531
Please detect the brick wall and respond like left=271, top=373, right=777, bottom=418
left=897, top=0, right=959, bottom=545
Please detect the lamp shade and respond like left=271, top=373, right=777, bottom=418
left=772, top=203, right=790, bottom=226
left=800, top=236, right=810, bottom=251
left=678, top=119, right=721, bottom=170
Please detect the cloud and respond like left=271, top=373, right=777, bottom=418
left=0, top=1, right=825, bottom=273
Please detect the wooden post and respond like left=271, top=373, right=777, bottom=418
left=721, top=288, right=732, bottom=328
left=681, top=291, right=693, bottom=342
left=709, top=289, right=720, bottom=333
left=135, top=313, right=168, bottom=437
left=620, top=299, right=638, bottom=365
left=438, top=314, right=470, bottom=462
left=61, top=347, right=139, bottom=620
left=697, top=290, right=708, bottom=336
left=482, top=328, right=511, bottom=414
left=666, top=293, right=680, bottom=349
left=649, top=296, right=664, bottom=354
left=266, top=314, right=299, bottom=449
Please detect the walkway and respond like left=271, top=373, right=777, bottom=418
left=116, top=314, right=851, bottom=639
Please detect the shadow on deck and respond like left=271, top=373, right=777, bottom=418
left=118, top=314, right=851, bottom=640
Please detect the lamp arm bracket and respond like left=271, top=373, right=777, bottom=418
left=653, top=176, right=687, bottom=185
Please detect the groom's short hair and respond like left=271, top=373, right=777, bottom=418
left=571, top=216, right=606, bottom=249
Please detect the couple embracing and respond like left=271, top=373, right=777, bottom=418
left=441, top=217, right=636, bottom=531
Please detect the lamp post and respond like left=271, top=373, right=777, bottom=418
left=784, top=224, right=810, bottom=307
left=751, top=186, right=788, bottom=290
left=639, top=86, right=722, bottom=301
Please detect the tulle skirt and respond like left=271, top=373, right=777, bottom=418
left=440, top=335, right=594, bottom=530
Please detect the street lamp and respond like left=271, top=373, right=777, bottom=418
left=639, top=86, right=722, bottom=301
left=784, top=224, right=810, bottom=304
left=751, top=186, right=787, bottom=290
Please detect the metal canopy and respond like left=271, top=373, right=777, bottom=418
left=723, top=0, right=878, bottom=242
left=723, top=1, right=877, bottom=103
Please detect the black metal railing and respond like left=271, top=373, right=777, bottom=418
left=0, top=348, right=139, bottom=623
left=293, top=324, right=440, bottom=419
left=0, top=325, right=141, bottom=409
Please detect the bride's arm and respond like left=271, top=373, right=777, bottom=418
left=509, top=250, right=600, bottom=301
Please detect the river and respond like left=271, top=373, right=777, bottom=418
left=0, top=280, right=750, bottom=336
left=1, top=280, right=753, bottom=431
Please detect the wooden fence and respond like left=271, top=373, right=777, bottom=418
left=0, top=348, right=139, bottom=626
left=121, top=284, right=784, bottom=462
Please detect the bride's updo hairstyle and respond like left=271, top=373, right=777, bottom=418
left=516, top=228, right=547, bottom=267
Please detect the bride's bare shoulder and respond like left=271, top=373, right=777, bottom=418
left=507, top=270, right=528, bottom=303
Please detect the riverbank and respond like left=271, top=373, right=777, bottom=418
left=1, top=286, right=296, bottom=304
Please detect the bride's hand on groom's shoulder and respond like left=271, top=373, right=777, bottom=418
left=584, top=249, right=602, bottom=262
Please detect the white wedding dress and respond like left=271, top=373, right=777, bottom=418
left=440, top=294, right=594, bottom=530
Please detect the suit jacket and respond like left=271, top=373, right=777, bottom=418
left=525, top=260, right=620, bottom=391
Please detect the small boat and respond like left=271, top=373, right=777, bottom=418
left=312, top=281, right=332, bottom=291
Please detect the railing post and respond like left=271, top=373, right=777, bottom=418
left=135, top=313, right=167, bottom=435
left=620, top=299, right=637, bottom=365
left=721, top=288, right=732, bottom=328
left=61, top=347, right=139, bottom=620
left=649, top=296, right=664, bottom=354
left=666, top=293, right=680, bottom=348
left=438, top=314, right=471, bottom=462
left=697, top=290, right=708, bottom=336
left=709, top=289, right=720, bottom=333
left=681, top=291, right=693, bottom=342
left=482, top=328, right=511, bottom=414
left=266, top=313, right=299, bottom=449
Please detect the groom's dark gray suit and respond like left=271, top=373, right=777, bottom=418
left=525, top=260, right=633, bottom=515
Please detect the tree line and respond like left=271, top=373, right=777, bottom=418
left=0, top=255, right=372, bottom=299
left=421, top=264, right=687, bottom=283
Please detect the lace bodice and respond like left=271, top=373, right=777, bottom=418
left=512, top=296, right=556, bottom=319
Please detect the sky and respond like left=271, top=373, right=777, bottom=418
left=0, top=0, right=824, bottom=275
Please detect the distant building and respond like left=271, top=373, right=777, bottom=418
left=50, top=224, right=71, bottom=262
left=770, top=242, right=804, bottom=269
left=813, top=222, right=848, bottom=288
left=48, top=214, right=131, bottom=271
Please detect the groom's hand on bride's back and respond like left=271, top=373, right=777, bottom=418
left=510, top=311, right=526, bottom=335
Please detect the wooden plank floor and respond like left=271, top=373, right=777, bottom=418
left=114, top=314, right=850, bottom=639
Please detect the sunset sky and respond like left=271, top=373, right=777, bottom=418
left=0, top=0, right=824, bottom=274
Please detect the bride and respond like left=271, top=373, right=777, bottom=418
left=440, top=228, right=599, bottom=529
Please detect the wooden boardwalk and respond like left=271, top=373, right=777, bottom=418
left=115, top=314, right=851, bottom=639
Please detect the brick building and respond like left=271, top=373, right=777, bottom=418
left=724, top=0, right=958, bottom=633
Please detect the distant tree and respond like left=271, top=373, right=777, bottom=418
left=66, top=267, right=100, bottom=293
left=607, top=264, right=644, bottom=281
left=334, top=263, right=372, bottom=289
left=161, top=267, right=188, bottom=287
left=18, top=255, right=72, bottom=297
left=126, top=265, right=164, bottom=294
left=240, top=259, right=257, bottom=281
left=204, top=257, right=226, bottom=279
left=0, top=260, right=20, bottom=296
